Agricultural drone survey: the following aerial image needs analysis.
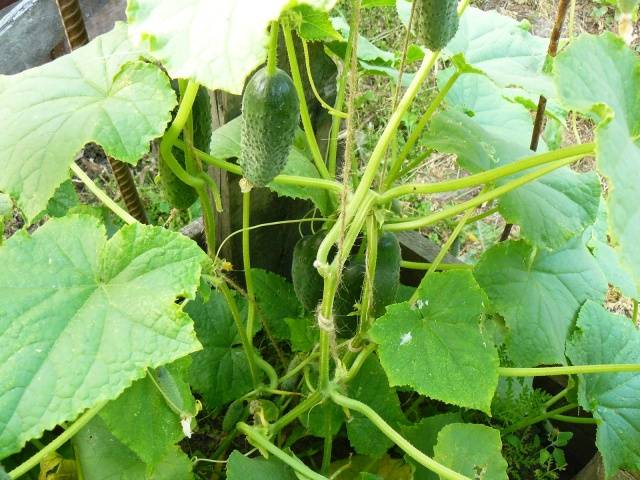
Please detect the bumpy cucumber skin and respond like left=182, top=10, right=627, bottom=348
left=292, top=232, right=326, bottom=312
left=241, top=67, right=300, bottom=187
left=416, top=0, right=460, bottom=51
left=159, top=85, right=212, bottom=210
left=292, top=232, right=401, bottom=335
left=372, top=232, right=401, bottom=317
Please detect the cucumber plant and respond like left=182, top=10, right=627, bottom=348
left=1, top=0, right=640, bottom=479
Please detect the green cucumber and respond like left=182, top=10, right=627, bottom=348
left=292, top=231, right=326, bottom=312
left=241, top=67, right=300, bottom=187
left=416, top=0, right=460, bottom=51
left=159, top=84, right=212, bottom=210
left=292, top=232, right=401, bottom=333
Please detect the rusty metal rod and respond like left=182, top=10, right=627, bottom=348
left=55, top=0, right=149, bottom=223
left=500, top=0, right=570, bottom=242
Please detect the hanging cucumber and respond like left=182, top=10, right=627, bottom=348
left=158, top=84, right=212, bottom=210
left=371, top=232, right=401, bottom=317
left=292, top=231, right=326, bottom=312
left=416, top=0, right=460, bottom=51
left=240, top=67, right=300, bottom=187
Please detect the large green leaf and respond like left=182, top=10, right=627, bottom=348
left=555, top=33, right=640, bottom=292
left=185, top=292, right=256, bottom=408
left=99, top=361, right=195, bottom=465
left=474, top=238, right=607, bottom=367
left=426, top=72, right=600, bottom=249
left=433, top=424, right=508, bottom=480
left=252, top=269, right=302, bottom=340
left=0, top=215, right=205, bottom=459
left=226, top=451, right=296, bottom=479
left=588, top=202, right=638, bottom=299
left=369, top=271, right=499, bottom=414
left=209, top=117, right=331, bottom=215
left=400, top=413, right=463, bottom=480
left=566, top=301, right=640, bottom=477
left=0, top=24, right=175, bottom=221
left=347, top=356, right=405, bottom=458
left=445, top=7, right=552, bottom=96
left=127, top=0, right=337, bottom=94
left=74, top=416, right=193, bottom=479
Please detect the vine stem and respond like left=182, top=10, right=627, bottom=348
left=301, top=39, right=347, bottom=118
left=385, top=69, right=460, bottom=189
left=219, top=282, right=259, bottom=387
left=400, top=260, right=471, bottom=271
left=70, top=163, right=136, bottom=225
left=237, top=423, right=328, bottom=480
left=330, top=391, right=470, bottom=480
left=410, top=186, right=487, bottom=304
left=8, top=402, right=107, bottom=479
left=633, top=299, right=638, bottom=324
left=316, top=52, right=439, bottom=267
left=499, top=364, right=640, bottom=377
left=159, top=81, right=205, bottom=189
left=267, top=21, right=279, bottom=76
left=360, top=215, right=379, bottom=332
left=281, top=23, right=331, bottom=180
left=242, top=192, right=257, bottom=341
left=502, top=403, right=578, bottom=435
left=179, top=140, right=343, bottom=194
left=383, top=154, right=586, bottom=232
left=550, top=414, right=597, bottom=425
left=379, top=143, right=595, bottom=203
left=269, top=391, right=323, bottom=435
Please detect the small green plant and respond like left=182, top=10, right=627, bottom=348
left=1, top=0, right=640, bottom=479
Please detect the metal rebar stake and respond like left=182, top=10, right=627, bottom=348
left=55, top=0, right=149, bottom=223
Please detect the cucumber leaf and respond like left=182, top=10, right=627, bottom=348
left=185, top=292, right=256, bottom=408
left=0, top=215, right=206, bottom=459
left=555, top=32, right=640, bottom=293
left=347, top=355, right=405, bottom=458
left=127, top=0, right=338, bottom=95
left=226, top=451, right=296, bottom=479
left=566, top=301, right=640, bottom=477
left=251, top=269, right=302, bottom=340
left=433, top=424, right=508, bottom=480
left=74, top=416, right=193, bottom=479
left=369, top=271, right=499, bottom=414
left=0, top=24, right=175, bottom=222
left=474, top=237, right=607, bottom=367
left=426, top=72, right=600, bottom=249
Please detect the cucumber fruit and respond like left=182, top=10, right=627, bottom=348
left=158, top=84, right=212, bottom=209
left=416, top=0, right=459, bottom=51
left=241, top=67, right=300, bottom=187
left=291, top=232, right=401, bottom=333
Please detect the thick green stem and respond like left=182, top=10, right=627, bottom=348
left=360, top=216, right=379, bottom=332
left=384, top=155, right=585, bottom=232
left=409, top=188, right=486, bottom=303
left=242, top=191, right=257, bottom=340
left=330, top=392, right=470, bottom=480
left=385, top=70, right=460, bottom=189
left=269, top=391, right=323, bottom=435
left=318, top=273, right=339, bottom=391
left=70, top=164, right=136, bottom=225
left=379, top=143, right=595, bottom=204
left=219, top=282, right=259, bottom=387
left=281, top=23, right=330, bottom=179
left=182, top=140, right=343, bottom=195
left=327, top=1, right=359, bottom=177
left=267, top=21, right=280, bottom=76
left=159, top=81, right=205, bottom=189
left=550, top=414, right=597, bottom=424
left=321, top=409, right=334, bottom=474
left=237, top=422, right=328, bottom=480
left=340, top=343, right=376, bottom=383
left=502, top=403, right=578, bottom=435
left=9, top=402, right=107, bottom=479
left=499, top=364, right=640, bottom=377
left=544, top=384, right=573, bottom=409
left=400, top=260, right=471, bottom=271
